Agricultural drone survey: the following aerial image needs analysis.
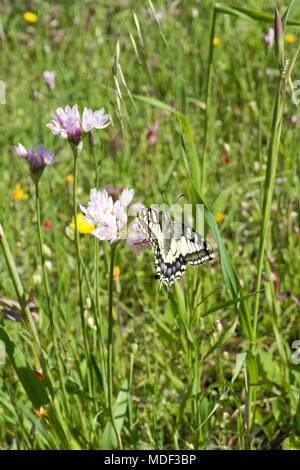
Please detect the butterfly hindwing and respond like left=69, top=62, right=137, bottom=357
left=173, top=222, right=215, bottom=266
left=137, top=207, right=215, bottom=291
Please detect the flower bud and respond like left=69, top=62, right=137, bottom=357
left=131, top=342, right=138, bottom=354
left=275, top=8, right=284, bottom=68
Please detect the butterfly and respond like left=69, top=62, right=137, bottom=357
left=137, top=206, right=215, bottom=291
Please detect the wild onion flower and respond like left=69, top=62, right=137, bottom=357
left=11, top=143, right=58, bottom=183
left=82, top=107, right=112, bottom=132
left=43, top=70, right=55, bottom=90
left=46, top=105, right=81, bottom=142
left=80, top=187, right=136, bottom=245
left=148, top=120, right=160, bottom=146
left=127, top=223, right=151, bottom=255
left=46, top=104, right=111, bottom=144
left=263, top=28, right=275, bottom=48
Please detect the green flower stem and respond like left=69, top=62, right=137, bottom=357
left=252, top=78, right=285, bottom=346
left=201, top=5, right=217, bottom=194
left=35, top=183, right=53, bottom=325
left=0, top=222, right=53, bottom=395
left=90, top=137, right=108, bottom=405
left=71, top=144, right=92, bottom=396
left=107, top=245, right=122, bottom=450
left=95, top=238, right=108, bottom=404
left=35, top=182, right=69, bottom=413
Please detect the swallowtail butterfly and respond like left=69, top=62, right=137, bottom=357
left=137, top=207, right=215, bottom=291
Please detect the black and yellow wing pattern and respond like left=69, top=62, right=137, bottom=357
left=137, top=207, right=215, bottom=291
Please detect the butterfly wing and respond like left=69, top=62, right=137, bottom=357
left=137, top=208, right=182, bottom=289
left=137, top=207, right=215, bottom=291
left=173, top=222, right=215, bottom=266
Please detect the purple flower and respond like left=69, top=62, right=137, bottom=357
left=82, top=107, right=112, bottom=132
left=11, top=143, right=58, bottom=182
left=127, top=223, right=151, bottom=255
left=11, top=143, right=27, bottom=158
left=47, top=104, right=111, bottom=144
left=47, top=104, right=81, bottom=142
left=263, top=28, right=275, bottom=48
left=43, top=70, right=55, bottom=90
left=148, top=120, right=160, bottom=146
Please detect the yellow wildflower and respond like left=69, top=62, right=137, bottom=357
left=70, top=213, right=95, bottom=234
left=106, top=266, right=120, bottom=280
left=285, top=33, right=295, bottom=43
left=216, top=212, right=224, bottom=223
left=13, top=183, right=28, bottom=200
left=34, top=405, right=47, bottom=420
left=213, top=37, right=221, bottom=46
left=65, top=174, right=74, bottom=185
left=23, top=12, right=38, bottom=23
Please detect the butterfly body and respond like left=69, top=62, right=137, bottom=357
left=137, top=207, right=215, bottom=291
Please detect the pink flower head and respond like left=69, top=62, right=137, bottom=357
left=120, top=188, right=134, bottom=207
left=92, top=213, right=119, bottom=244
left=11, top=142, right=58, bottom=182
left=47, top=104, right=81, bottom=142
left=43, top=70, right=55, bottom=90
left=47, top=104, right=111, bottom=144
left=11, top=143, right=27, bottom=158
left=263, top=28, right=275, bottom=48
left=81, top=187, right=135, bottom=245
left=148, top=120, right=160, bottom=146
left=82, top=107, right=112, bottom=132
left=80, top=188, right=113, bottom=226
left=127, top=223, right=152, bottom=255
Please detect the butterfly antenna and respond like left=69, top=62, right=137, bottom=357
left=175, top=193, right=185, bottom=204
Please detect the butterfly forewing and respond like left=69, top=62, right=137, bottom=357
left=137, top=207, right=215, bottom=291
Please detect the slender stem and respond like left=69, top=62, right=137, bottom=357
left=35, top=183, right=69, bottom=413
left=95, top=237, right=108, bottom=404
left=0, top=222, right=53, bottom=396
left=71, top=144, right=92, bottom=397
left=35, top=183, right=53, bottom=325
left=201, top=6, right=217, bottom=194
left=252, top=79, right=285, bottom=345
left=107, top=245, right=122, bottom=450
left=90, top=137, right=108, bottom=405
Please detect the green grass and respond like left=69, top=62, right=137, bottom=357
left=0, top=0, right=300, bottom=450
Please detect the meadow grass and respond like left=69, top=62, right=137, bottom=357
left=0, top=0, right=299, bottom=450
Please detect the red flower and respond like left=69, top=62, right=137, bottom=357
left=223, top=155, right=230, bottom=165
left=34, top=369, right=43, bottom=379
left=44, top=219, right=52, bottom=229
